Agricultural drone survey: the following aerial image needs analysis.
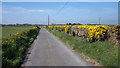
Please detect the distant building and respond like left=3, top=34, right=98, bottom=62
left=23, top=24, right=32, bottom=26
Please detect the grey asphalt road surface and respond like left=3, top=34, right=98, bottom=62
left=24, top=28, right=92, bottom=66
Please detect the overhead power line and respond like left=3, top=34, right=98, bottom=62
left=51, top=0, right=70, bottom=24
left=53, top=1, right=69, bottom=17
left=57, top=2, right=69, bottom=15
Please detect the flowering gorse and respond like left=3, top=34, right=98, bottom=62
left=43, top=25, right=110, bottom=42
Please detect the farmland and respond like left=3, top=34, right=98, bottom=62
left=2, top=26, right=40, bottom=68
left=1, top=25, right=119, bottom=67
left=2, top=26, right=33, bottom=39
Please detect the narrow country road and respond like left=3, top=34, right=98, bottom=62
left=24, top=28, right=92, bottom=66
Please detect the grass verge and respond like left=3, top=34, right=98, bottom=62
left=47, top=29, right=118, bottom=66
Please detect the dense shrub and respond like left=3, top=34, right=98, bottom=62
left=2, top=27, right=40, bottom=68
left=44, top=25, right=120, bottom=45
left=108, top=25, right=120, bottom=46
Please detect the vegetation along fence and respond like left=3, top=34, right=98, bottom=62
left=41, top=25, right=120, bottom=46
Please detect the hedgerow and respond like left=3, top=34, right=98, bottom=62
left=2, top=26, right=40, bottom=68
left=42, top=25, right=120, bottom=46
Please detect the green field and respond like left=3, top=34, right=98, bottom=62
left=2, top=26, right=33, bottom=39
left=2, top=26, right=40, bottom=68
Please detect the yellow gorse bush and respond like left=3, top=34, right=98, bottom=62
left=48, top=25, right=53, bottom=28
left=87, top=25, right=109, bottom=40
left=109, top=25, right=120, bottom=33
left=15, top=33, right=20, bottom=36
left=44, top=25, right=109, bottom=41
left=65, top=25, right=69, bottom=32
left=43, top=26, right=47, bottom=28
left=33, top=26, right=37, bottom=29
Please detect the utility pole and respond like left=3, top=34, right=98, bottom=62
left=48, top=15, right=49, bottom=25
left=99, top=17, right=101, bottom=25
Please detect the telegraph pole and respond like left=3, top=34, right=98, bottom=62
left=48, top=15, right=49, bottom=25
left=99, top=17, right=101, bottom=25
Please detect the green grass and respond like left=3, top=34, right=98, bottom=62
left=2, top=27, right=40, bottom=68
left=0, top=26, right=2, bottom=46
left=48, top=29, right=118, bottom=66
left=2, top=26, right=33, bottom=39
left=0, top=26, right=2, bottom=39
left=0, top=26, right=1, bottom=67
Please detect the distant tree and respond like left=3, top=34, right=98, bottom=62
left=73, top=23, right=76, bottom=25
left=66, top=23, right=69, bottom=25
left=77, top=23, right=82, bottom=25
left=51, top=23, right=55, bottom=25
left=66, top=22, right=82, bottom=25
left=68, top=23, right=72, bottom=25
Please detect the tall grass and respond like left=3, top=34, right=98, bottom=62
left=2, top=27, right=40, bottom=68
left=48, top=29, right=118, bottom=66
